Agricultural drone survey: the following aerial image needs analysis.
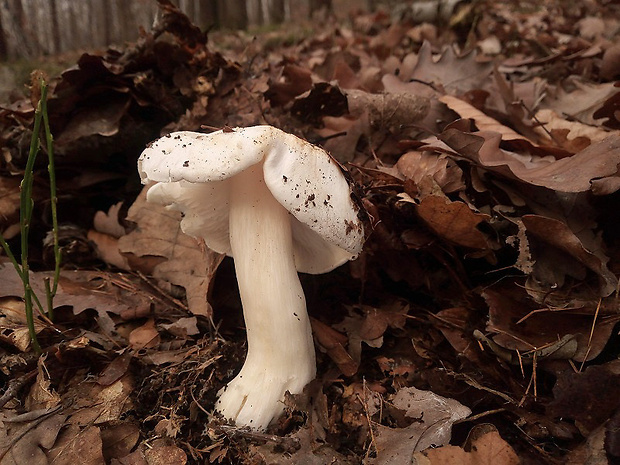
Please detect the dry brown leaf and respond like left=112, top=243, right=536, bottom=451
left=143, top=439, right=187, bottom=465
left=415, top=195, right=491, bottom=250
left=408, top=41, right=493, bottom=96
left=358, top=300, right=409, bottom=341
left=118, top=186, right=224, bottom=317
left=484, top=285, right=620, bottom=363
left=128, top=318, right=160, bottom=350
left=0, top=412, right=67, bottom=465
left=522, top=214, right=617, bottom=296
left=439, top=95, right=526, bottom=142
left=441, top=128, right=620, bottom=194
left=0, top=177, right=21, bottom=239
left=250, top=425, right=354, bottom=465
left=69, top=374, right=134, bottom=426
left=97, top=351, right=133, bottom=386
left=545, top=80, right=618, bottom=126
left=311, top=317, right=358, bottom=376
left=0, top=297, right=47, bottom=352
left=547, top=360, right=620, bottom=434
left=87, top=230, right=131, bottom=270
left=25, top=358, right=61, bottom=412
left=396, top=149, right=465, bottom=194
left=566, top=424, right=608, bottom=465
left=47, top=424, right=105, bottom=465
left=533, top=108, right=617, bottom=153
left=413, top=428, right=519, bottom=465
left=93, top=201, right=126, bottom=238
left=0, top=263, right=153, bottom=339
left=160, top=317, right=199, bottom=337
left=369, top=387, right=471, bottom=464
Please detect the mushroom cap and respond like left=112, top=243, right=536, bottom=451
left=138, top=125, right=365, bottom=274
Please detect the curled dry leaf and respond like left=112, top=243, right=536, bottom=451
left=118, top=185, right=224, bottom=317
left=439, top=94, right=526, bottom=142
left=545, top=80, right=619, bottom=126
left=0, top=297, right=47, bottom=352
left=160, top=317, right=199, bottom=338
left=25, top=358, right=62, bottom=412
left=533, top=109, right=616, bottom=150
left=0, top=264, right=152, bottom=318
left=522, top=214, right=617, bottom=296
left=345, top=89, right=430, bottom=129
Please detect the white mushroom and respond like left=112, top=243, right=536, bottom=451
left=138, top=125, right=365, bottom=429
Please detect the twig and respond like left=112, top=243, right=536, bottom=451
left=0, top=369, right=38, bottom=409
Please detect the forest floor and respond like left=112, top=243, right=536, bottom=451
left=2, top=0, right=620, bottom=464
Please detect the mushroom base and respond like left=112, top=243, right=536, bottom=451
left=215, top=165, right=316, bottom=429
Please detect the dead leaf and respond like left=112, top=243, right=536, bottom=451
left=566, top=424, right=608, bottom=465
left=47, top=424, right=105, bottom=465
left=484, top=285, right=620, bottom=363
left=415, top=195, right=492, bottom=250
left=0, top=297, right=47, bottom=352
left=547, top=360, right=620, bottom=434
left=441, top=128, right=620, bottom=195
left=93, top=202, right=127, bottom=238
left=143, top=439, right=187, bottom=465
left=0, top=177, right=21, bottom=239
left=25, top=358, right=61, bottom=412
left=87, top=230, right=131, bottom=270
left=413, top=428, right=519, bottom=465
left=396, top=148, right=465, bottom=195
left=250, top=425, right=355, bottom=465
left=369, top=386, right=471, bottom=464
left=98, top=351, right=133, bottom=386
left=533, top=109, right=616, bottom=148
left=439, top=94, right=526, bottom=142
left=545, top=80, right=618, bottom=126
left=69, top=375, right=134, bottom=426
left=118, top=186, right=224, bottom=317
left=128, top=319, right=160, bottom=350
left=0, top=412, right=66, bottom=465
left=160, top=317, right=199, bottom=338
left=311, top=317, right=358, bottom=376
left=403, top=41, right=493, bottom=96
left=0, top=263, right=153, bottom=331
left=522, top=214, right=617, bottom=296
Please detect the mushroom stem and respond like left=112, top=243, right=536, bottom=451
left=216, top=165, right=316, bottom=429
